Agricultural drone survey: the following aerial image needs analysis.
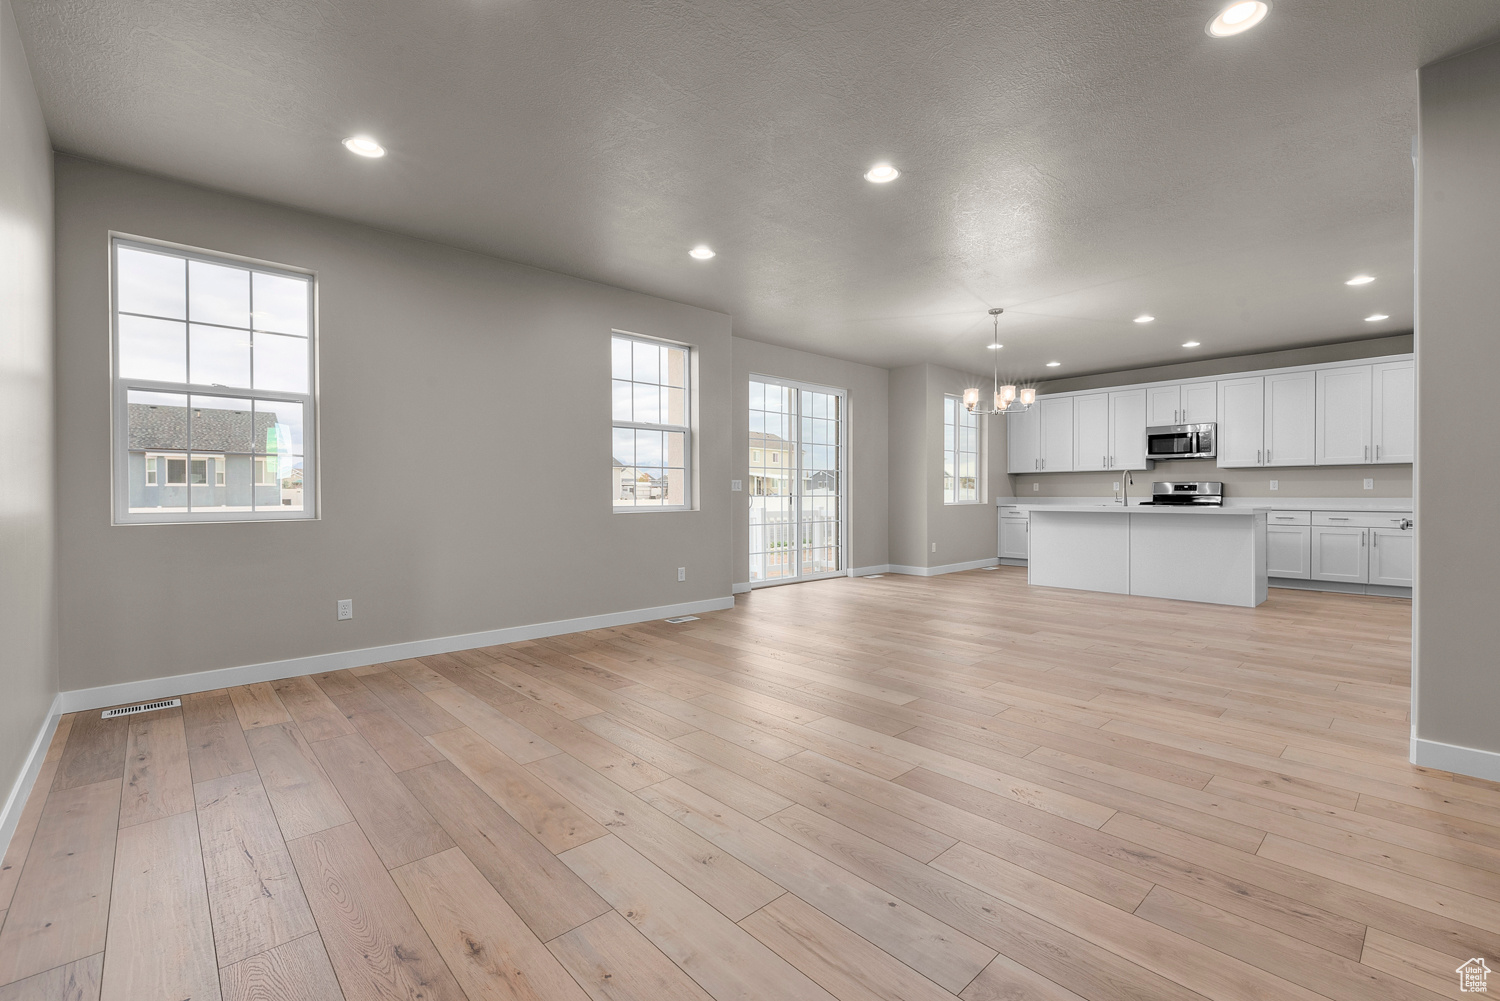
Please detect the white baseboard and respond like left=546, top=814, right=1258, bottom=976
left=851, top=565, right=893, bottom=576
left=1411, top=735, right=1500, bottom=783
left=58, top=595, right=735, bottom=715
left=732, top=582, right=752, bottom=594
left=886, top=558, right=1001, bottom=577
left=0, top=694, right=63, bottom=865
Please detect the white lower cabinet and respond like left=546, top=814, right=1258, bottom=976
left=1266, top=524, right=1311, bottom=579
left=1311, top=525, right=1368, bottom=583
left=1369, top=528, right=1414, bottom=587
left=1000, top=515, right=1030, bottom=560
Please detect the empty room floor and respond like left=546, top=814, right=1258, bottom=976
left=0, top=568, right=1484, bottom=1001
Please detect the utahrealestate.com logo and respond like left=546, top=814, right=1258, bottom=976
left=1460, top=958, right=1492, bottom=993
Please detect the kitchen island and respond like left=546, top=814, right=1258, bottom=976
left=1027, top=504, right=1269, bottom=607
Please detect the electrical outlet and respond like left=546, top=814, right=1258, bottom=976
left=1032, top=482, right=1040, bottom=492
left=336, top=599, right=353, bottom=621
left=1364, top=478, right=1374, bottom=490
left=931, top=542, right=937, bottom=554
left=1112, top=482, right=1120, bottom=491
left=677, top=567, right=686, bottom=581
left=731, top=479, right=742, bottom=492
left=1269, top=480, right=1279, bottom=490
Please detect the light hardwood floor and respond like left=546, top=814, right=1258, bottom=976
left=0, top=568, right=1485, bottom=1001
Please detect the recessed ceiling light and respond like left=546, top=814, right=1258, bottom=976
left=341, top=136, right=386, bottom=158
left=987, top=343, right=1003, bottom=350
left=1183, top=341, right=1201, bottom=348
left=1134, top=315, right=1155, bottom=323
left=864, top=163, right=900, bottom=183
left=1046, top=361, right=1061, bottom=367
left=1365, top=313, right=1389, bottom=322
left=689, top=246, right=716, bottom=260
left=1207, top=0, right=1269, bottom=37
left=1345, top=275, right=1376, bottom=285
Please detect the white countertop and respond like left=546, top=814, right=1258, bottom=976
left=1000, top=496, right=1412, bottom=513
left=1026, top=504, right=1268, bottom=516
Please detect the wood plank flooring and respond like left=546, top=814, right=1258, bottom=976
left=0, top=569, right=1482, bottom=1001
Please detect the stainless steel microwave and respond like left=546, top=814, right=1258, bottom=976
left=1146, top=423, right=1216, bottom=460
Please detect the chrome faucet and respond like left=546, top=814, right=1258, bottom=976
left=1119, top=471, right=1134, bottom=506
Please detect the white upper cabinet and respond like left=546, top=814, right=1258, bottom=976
left=1038, top=397, right=1075, bottom=472
left=1073, top=393, right=1110, bottom=471
left=1145, top=382, right=1215, bottom=426
left=1109, top=389, right=1148, bottom=470
left=1014, top=353, right=1410, bottom=473
left=1263, top=371, right=1316, bottom=467
left=1181, top=382, right=1217, bottom=424
left=1007, top=404, right=1039, bottom=473
left=1146, top=385, right=1181, bottom=427
left=1316, top=365, right=1374, bottom=465
left=1371, top=360, right=1415, bottom=463
left=1217, top=376, right=1265, bottom=467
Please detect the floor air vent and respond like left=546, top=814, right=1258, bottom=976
left=863, top=574, right=885, bottom=578
left=664, top=615, right=700, bottom=623
left=102, top=698, right=181, bottom=720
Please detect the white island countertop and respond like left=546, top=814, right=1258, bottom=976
left=1000, top=496, right=1411, bottom=513
left=1024, top=504, right=1270, bottom=516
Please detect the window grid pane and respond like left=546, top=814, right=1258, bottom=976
left=613, top=333, right=691, bottom=510
left=115, top=239, right=313, bottom=521
left=945, top=395, right=982, bottom=504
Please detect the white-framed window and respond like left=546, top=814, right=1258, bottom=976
left=112, top=237, right=315, bottom=523
left=612, top=331, right=691, bottom=511
left=944, top=395, right=983, bottom=504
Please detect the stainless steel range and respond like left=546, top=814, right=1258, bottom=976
left=1141, top=481, right=1224, bottom=506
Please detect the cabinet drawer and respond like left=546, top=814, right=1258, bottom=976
left=1313, top=511, right=1411, bottom=528
left=1268, top=511, right=1310, bottom=526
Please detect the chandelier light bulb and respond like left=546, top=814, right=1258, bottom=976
left=963, top=387, right=980, bottom=410
left=1019, top=388, right=1036, bottom=406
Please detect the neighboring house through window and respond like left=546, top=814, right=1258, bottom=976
left=611, top=331, right=691, bottom=510
left=944, top=394, right=983, bottom=504
left=112, top=238, right=315, bottom=522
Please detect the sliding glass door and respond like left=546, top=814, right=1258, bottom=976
left=748, top=379, right=846, bottom=585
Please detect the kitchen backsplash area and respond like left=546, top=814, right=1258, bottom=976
left=1011, top=458, right=1413, bottom=498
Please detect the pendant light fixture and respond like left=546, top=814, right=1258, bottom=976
left=964, top=308, right=1035, bottom=416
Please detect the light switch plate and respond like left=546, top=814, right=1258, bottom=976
left=1364, top=478, right=1374, bottom=490
left=1032, top=482, right=1040, bottom=492
left=1269, top=480, right=1279, bottom=490
left=731, top=479, right=742, bottom=492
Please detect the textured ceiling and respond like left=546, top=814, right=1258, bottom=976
left=13, top=0, right=1500, bottom=378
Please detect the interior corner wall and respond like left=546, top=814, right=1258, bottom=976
left=1414, top=39, right=1500, bottom=765
left=53, top=155, right=733, bottom=695
left=887, top=363, right=1012, bottom=571
left=731, top=337, right=890, bottom=584
left=0, top=0, right=58, bottom=821
left=886, top=364, right=929, bottom=568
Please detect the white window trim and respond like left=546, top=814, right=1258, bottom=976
left=612, top=329, right=694, bottom=513
left=944, top=394, right=985, bottom=506
left=110, top=235, right=318, bottom=524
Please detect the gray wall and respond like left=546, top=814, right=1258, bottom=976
left=731, top=337, right=889, bottom=582
left=55, top=156, right=733, bottom=693
left=887, top=363, right=1012, bottom=570
left=1014, top=336, right=1416, bottom=499
left=887, top=365, right=928, bottom=569
left=1414, top=40, right=1500, bottom=757
left=0, top=0, right=56, bottom=815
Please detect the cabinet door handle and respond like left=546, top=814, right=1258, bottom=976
left=1266, top=449, right=1271, bottom=464
left=1329, top=516, right=1350, bottom=521
left=1361, top=531, right=1366, bottom=547
left=1364, top=445, right=1369, bottom=461
left=1376, top=444, right=1381, bottom=460
left=1257, top=449, right=1262, bottom=465
left=1373, top=531, right=1378, bottom=548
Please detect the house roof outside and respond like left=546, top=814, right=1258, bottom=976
left=128, top=403, right=281, bottom=453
